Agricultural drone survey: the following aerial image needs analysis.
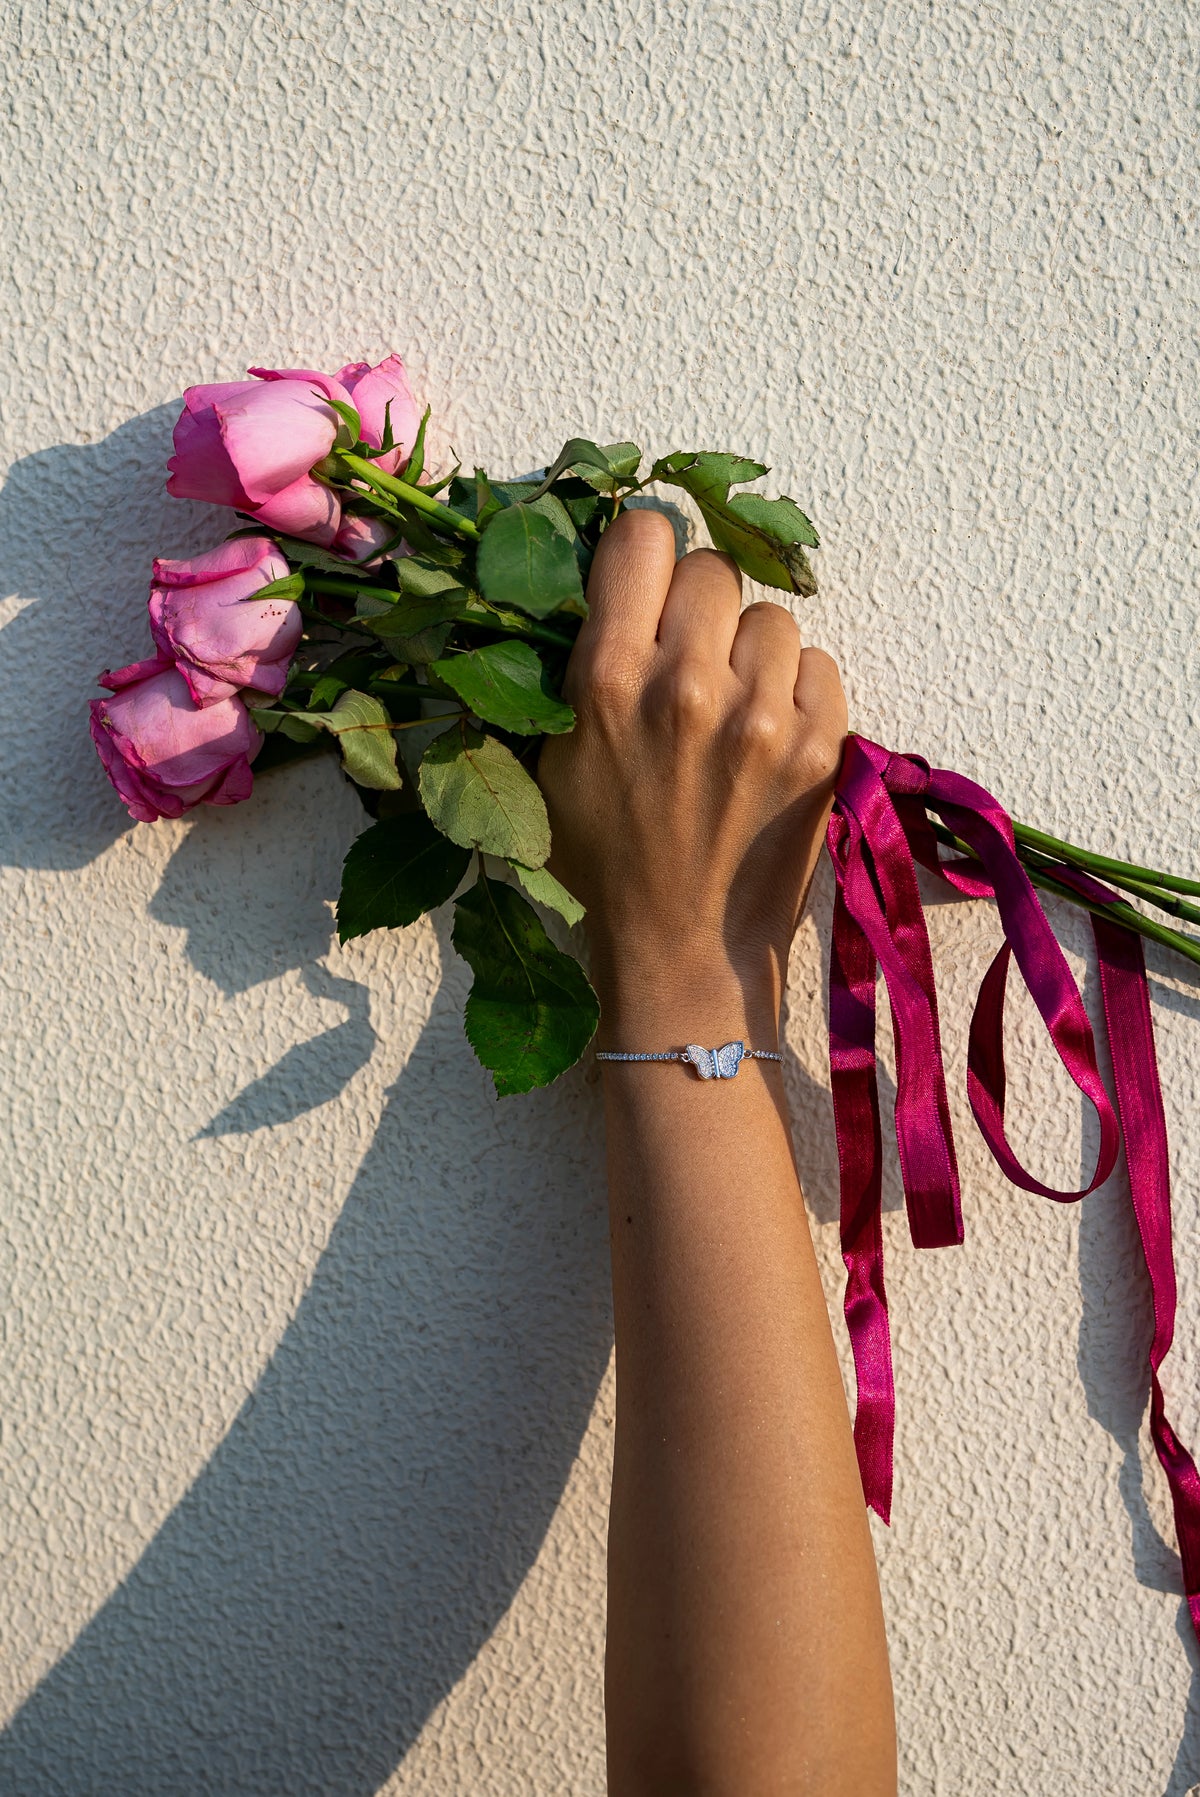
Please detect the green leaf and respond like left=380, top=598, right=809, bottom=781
left=258, top=533, right=363, bottom=575
left=403, top=405, right=431, bottom=483
left=245, top=704, right=281, bottom=733
left=354, top=614, right=456, bottom=663
left=591, top=441, right=642, bottom=479
left=394, top=704, right=463, bottom=784
left=419, top=462, right=461, bottom=498
left=308, top=672, right=349, bottom=709
left=385, top=624, right=455, bottom=664
left=337, top=812, right=471, bottom=943
left=457, top=595, right=581, bottom=648
left=321, top=394, right=363, bottom=446
left=649, top=450, right=768, bottom=504
left=526, top=490, right=577, bottom=542
left=474, top=468, right=505, bottom=529
left=709, top=502, right=817, bottom=595
left=446, top=476, right=543, bottom=516
left=251, top=570, right=306, bottom=603
left=469, top=485, right=591, bottom=588
left=511, top=862, right=586, bottom=927
left=528, top=437, right=643, bottom=499
left=475, top=501, right=585, bottom=619
left=354, top=576, right=470, bottom=662
left=392, top=559, right=470, bottom=599
left=728, top=491, right=819, bottom=549
left=419, top=723, right=551, bottom=866
left=245, top=705, right=321, bottom=744
left=452, top=876, right=599, bottom=1094
left=556, top=482, right=606, bottom=535
left=650, top=451, right=819, bottom=595
left=429, top=641, right=575, bottom=736
left=286, top=689, right=402, bottom=790
left=280, top=715, right=321, bottom=742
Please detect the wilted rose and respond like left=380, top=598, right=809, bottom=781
left=148, top=536, right=302, bottom=705
left=89, top=655, right=262, bottom=823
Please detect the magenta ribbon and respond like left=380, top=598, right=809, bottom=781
left=826, top=734, right=1200, bottom=1645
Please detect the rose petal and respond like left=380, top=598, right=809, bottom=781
left=152, top=535, right=288, bottom=589
left=249, top=473, right=341, bottom=545
left=215, top=382, right=340, bottom=504
left=335, top=354, right=420, bottom=476
left=167, top=383, right=260, bottom=506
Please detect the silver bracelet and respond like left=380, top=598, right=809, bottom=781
left=595, top=1040, right=782, bottom=1081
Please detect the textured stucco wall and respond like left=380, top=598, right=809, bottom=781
left=1, top=1, right=1198, bottom=1791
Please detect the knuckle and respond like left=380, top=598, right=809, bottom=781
left=575, top=646, right=639, bottom=711
left=801, top=644, right=847, bottom=705
left=678, top=545, right=742, bottom=591
left=661, top=663, right=720, bottom=729
left=796, top=727, right=845, bottom=789
left=744, top=598, right=797, bottom=629
left=732, top=704, right=787, bottom=758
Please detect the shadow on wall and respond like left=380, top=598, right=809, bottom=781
left=147, top=766, right=381, bottom=1132
left=0, top=407, right=226, bottom=873
left=0, top=421, right=615, bottom=1793
left=0, top=920, right=613, bottom=1797
left=1076, top=946, right=1200, bottom=1797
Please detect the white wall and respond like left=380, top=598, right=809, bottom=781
left=2, top=1, right=1198, bottom=1790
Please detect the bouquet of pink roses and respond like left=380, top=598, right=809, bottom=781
left=92, top=351, right=1200, bottom=1092
left=91, top=352, right=1200, bottom=1646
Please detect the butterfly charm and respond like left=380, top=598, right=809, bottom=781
left=683, top=1041, right=746, bottom=1080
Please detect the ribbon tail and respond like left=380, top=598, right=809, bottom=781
left=829, top=867, right=895, bottom=1523
left=835, top=741, right=964, bottom=1250
left=1092, top=913, right=1200, bottom=1649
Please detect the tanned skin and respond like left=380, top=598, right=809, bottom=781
left=539, top=509, right=897, bottom=1797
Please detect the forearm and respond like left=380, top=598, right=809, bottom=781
left=536, top=509, right=894, bottom=1792
left=600, top=960, right=896, bottom=1797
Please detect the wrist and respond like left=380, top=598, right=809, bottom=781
left=589, top=944, right=783, bottom=1053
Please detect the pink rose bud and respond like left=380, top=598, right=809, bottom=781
left=333, top=354, right=421, bottom=476
left=331, top=512, right=398, bottom=566
left=148, top=536, right=302, bottom=706
left=90, top=655, right=262, bottom=824
left=167, top=367, right=355, bottom=546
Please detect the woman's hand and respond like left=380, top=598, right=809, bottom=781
left=538, top=506, right=847, bottom=1042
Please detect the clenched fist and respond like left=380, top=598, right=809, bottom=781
left=537, top=508, right=847, bottom=1046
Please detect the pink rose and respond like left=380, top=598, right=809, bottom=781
left=333, top=354, right=420, bottom=476
left=167, top=369, right=348, bottom=544
left=166, top=356, right=420, bottom=546
left=90, top=655, right=262, bottom=824
left=148, top=536, right=302, bottom=705
left=331, top=512, right=398, bottom=565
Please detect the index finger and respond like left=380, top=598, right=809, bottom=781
left=573, top=507, right=678, bottom=662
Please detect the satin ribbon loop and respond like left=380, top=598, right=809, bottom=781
left=831, top=739, right=964, bottom=1253
left=921, top=772, right=1120, bottom=1200
left=966, top=936, right=1120, bottom=1202
left=825, top=735, right=1200, bottom=1641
